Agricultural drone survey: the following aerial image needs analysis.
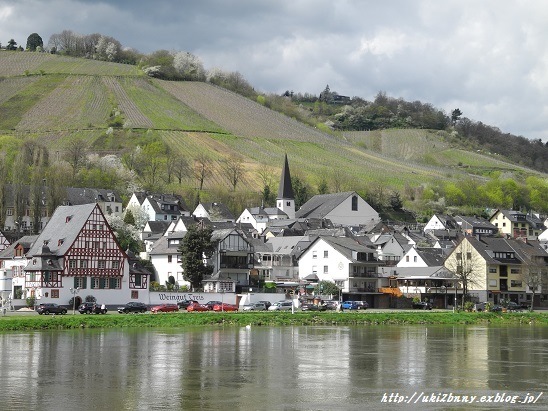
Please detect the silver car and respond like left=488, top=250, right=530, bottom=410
left=243, top=302, right=267, bottom=311
left=268, top=301, right=293, bottom=311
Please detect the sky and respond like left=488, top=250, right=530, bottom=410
left=1, top=0, right=548, bottom=141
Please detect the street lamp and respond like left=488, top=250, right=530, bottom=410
left=69, top=287, right=80, bottom=315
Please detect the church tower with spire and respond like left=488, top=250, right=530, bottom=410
left=276, top=154, right=295, bottom=219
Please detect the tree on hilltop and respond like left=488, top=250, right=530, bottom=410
left=26, top=33, right=43, bottom=51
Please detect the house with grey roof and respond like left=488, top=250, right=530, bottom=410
left=297, top=235, right=383, bottom=306
left=455, top=215, right=498, bottom=237
left=489, top=209, right=545, bottom=239
left=0, top=235, right=38, bottom=304
left=2, top=184, right=122, bottom=235
left=193, top=202, right=235, bottom=222
left=295, top=191, right=380, bottom=227
left=20, top=203, right=150, bottom=307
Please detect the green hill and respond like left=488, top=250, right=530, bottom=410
left=0, top=51, right=544, bottom=210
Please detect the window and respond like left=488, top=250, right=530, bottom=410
left=312, top=266, right=317, bottom=274
left=134, top=274, right=142, bottom=287
left=323, top=265, right=328, bottom=274
left=324, top=250, right=328, bottom=258
left=312, top=251, right=317, bottom=259
left=80, top=260, right=88, bottom=268
left=112, top=260, right=119, bottom=269
left=75, top=277, right=85, bottom=289
left=168, top=255, right=173, bottom=263
left=131, top=290, right=138, bottom=299
left=51, top=289, right=59, bottom=298
left=97, top=260, right=106, bottom=269
left=69, top=260, right=76, bottom=269
left=510, top=268, right=520, bottom=274
left=6, top=208, right=13, bottom=216
left=351, top=196, right=358, bottom=211
left=413, top=256, right=417, bottom=263
left=489, top=267, right=497, bottom=273
left=466, top=252, right=472, bottom=259
left=286, top=201, right=291, bottom=206
left=93, top=278, right=100, bottom=289
left=510, top=280, right=522, bottom=287
left=406, top=256, right=409, bottom=262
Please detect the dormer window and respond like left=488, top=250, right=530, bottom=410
left=351, top=196, right=358, bottom=211
left=65, top=216, right=72, bottom=223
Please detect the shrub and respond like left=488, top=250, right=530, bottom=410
left=464, top=301, right=475, bottom=312
left=85, top=295, right=96, bottom=302
left=26, top=296, right=35, bottom=308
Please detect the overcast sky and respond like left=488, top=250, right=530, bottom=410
left=2, top=0, right=548, bottom=141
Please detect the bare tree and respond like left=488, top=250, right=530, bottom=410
left=172, top=156, right=189, bottom=184
left=222, top=155, right=245, bottom=191
left=524, top=255, right=546, bottom=312
left=44, top=163, right=71, bottom=217
left=257, top=164, right=275, bottom=205
left=194, top=154, right=211, bottom=191
left=64, top=138, right=89, bottom=177
left=444, top=238, right=484, bottom=309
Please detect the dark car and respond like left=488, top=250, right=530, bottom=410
left=117, top=302, right=148, bottom=314
left=412, top=301, right=433, bottom=310
left=36, top=303, right=67, bottom=315
left=507, top=302, right=522, bottom=312
left=78, top=302, right=107, bottom=314
left=301, top=303, right=327, bottom=312
left=204, top=300, right=222, bottom=310
left=177, top=300, right=195, bottom=309
left=256, top=300, right=272, bottom=310
left=354, top=301, right=369, bottom=310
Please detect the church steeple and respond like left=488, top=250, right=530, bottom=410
left=276, top=154, right=295, bottom=219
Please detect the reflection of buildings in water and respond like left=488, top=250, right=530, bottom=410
left=448, top=327, right=489, bottom=389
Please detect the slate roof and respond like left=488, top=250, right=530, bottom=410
left=295, top=191, right=356, bottom=220
left=392, top=266, right=456, bottom=279
left=26, top=203, right=100, bottom=257
left=464, top=235, right=548, bottom=265
left=199, top=202, right=235, bottom=221
left=308, top=235, right=378, bottom=262
left=0, top=235, right=38, bottom=259
left=277, top=154, right=294, bottom=199
left=149, top=231, right=187, bottom=255
left=415, top=248, right=448, bottom=266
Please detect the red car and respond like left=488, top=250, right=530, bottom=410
left=187, top=302, right=209, bottom=312
left=150, top=304, right=179, bottom=313
left=212, top=303, right=238, bottom=312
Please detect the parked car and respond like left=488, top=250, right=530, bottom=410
left=507, top=302, right=523, bottom=312
left=489, top=305, right=503, bottom=312
left=36, top=303, right=67, bottom=315
left=78, top=302, right=107, bottom=314
left=243, top=302, right=267, bottom=311
left=354, top=301, right=369, bottom=310
left=204, top=300, right=223, bottom=310
left=268, top=301, right=294, bottom=311
left=412, top=301, right=433, bottom=310
left=150, top=304, right=179, bottom=313
left=342, top=301, right=359, bottom=310
left=323, top=300, right=339, bottom=310
left=256, top=300, right=272, bottom=310
left=177, top=300, right=195, bottom=309
left=187, top=302, right=210, bottom=312
left=117, top=302, right=148, bottom=314
left=212, top=303, right=238, bottom=312
left=301, top=303, right=327, bottom=311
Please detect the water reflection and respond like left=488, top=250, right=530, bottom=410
left=0, top=325, right=546, bottom=410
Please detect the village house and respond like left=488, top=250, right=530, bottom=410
left=3, top=184, right=122, bottom=234
left=193, top=202, right=235, bottom=222
left=297, top=235, right=383, bottom=306
left=6, top=203, right=150, bottom=307
left=127, top=192, right=190, bottom=222
left=443, top=235, right=548, bottom=308
left=295, top=191, right=380, bottom=228
left=489, top=209, right=545, bottom=240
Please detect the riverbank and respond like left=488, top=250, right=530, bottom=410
left=1, top=310, right=548, bottom=331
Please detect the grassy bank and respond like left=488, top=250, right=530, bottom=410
left=1, top=311, right=548, bottom=331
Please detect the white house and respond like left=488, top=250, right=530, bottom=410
left=193, top=202, right=235, bottom=222
left=148, top=231, right=187, bottom=288
left=295, top=191, right=380, bottom=227
left=423, top=214, right=458, bottom=234
left=128, top=192, right=191, bottom=223
left=236, top=206, right=288, bottom=233
left=10, top=203, right=151, bottom=307
left=297, top=235, right=382, bottom=305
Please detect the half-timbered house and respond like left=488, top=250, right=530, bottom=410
left=23, top=203, right=150, bottom=306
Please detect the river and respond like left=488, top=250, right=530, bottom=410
left=0, top=325, right=546, bottom=410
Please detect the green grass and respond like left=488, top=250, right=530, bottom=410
left=1, top=311, right=547, bottom=331
left=0, top=74, right=66, bottom=129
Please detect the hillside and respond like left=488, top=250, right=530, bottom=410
left=0, top=51, right=545, bottom=210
